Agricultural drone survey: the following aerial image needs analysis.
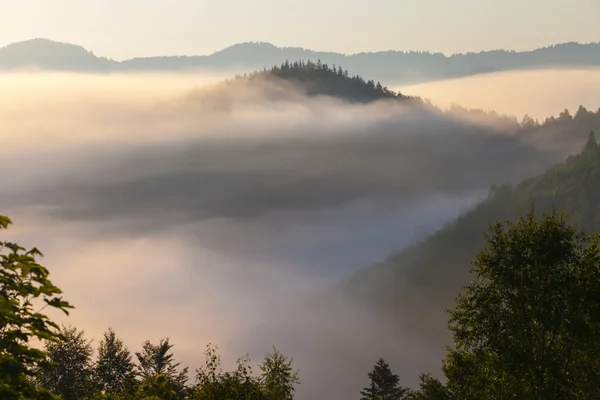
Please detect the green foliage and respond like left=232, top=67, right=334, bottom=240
left=194, top=344, right=300, bottom=400
left=194, top=344, right=222, bottom=397
left=95, top=328, right=137, bottom=398
left=360, top=358, right=408, bottom=400
left=443, top=208, right=600, bottom=399
left=135, top=338, right=189, bottom=397
left=406, top=374, right=453, bottom=400
left=259, top=346, right=300, bottom=400
left=0, top=216, right=301, bottom=400
left=134, top=374, right=180, bottom=400
left=37, top=325, right=96, bottom=400
left=194, top=344, right=265, bottom=400
left=0, top=215, right=72, bottom=400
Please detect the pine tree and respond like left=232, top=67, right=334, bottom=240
left=360, top=358, right=408, bottom=400
left=559, top=108, right=573, bottom=121
left=96, top=328, right=137, bottom=397
left=584, top=130, right=597, bottom=151
left=37, top=325, right=96, bottom=400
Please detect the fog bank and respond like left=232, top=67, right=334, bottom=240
left=0, top=70, right=583, bottom=398
left=400, top=68, right=600, bottom=121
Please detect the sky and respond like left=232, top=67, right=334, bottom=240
left=0, top=0, right=598, bottom=60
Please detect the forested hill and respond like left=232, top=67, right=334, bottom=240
left=345, top=130, right=600, bottom=343
left=3, top=38, right=600, bottom=84
left=234, top=60, right=406, bottom=103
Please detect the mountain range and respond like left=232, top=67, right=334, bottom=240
left=3, top=38, right=600, bottom=84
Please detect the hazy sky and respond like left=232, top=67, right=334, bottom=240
left=0, top=0, right=598, bottom=60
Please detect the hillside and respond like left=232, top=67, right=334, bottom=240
left=234, top=60, right=405, bottom=103
left=0, top=38, right=114, bottom=70
left=345, top=131, right=600, bottom=345
left=2, top=39, right=600, bottom=84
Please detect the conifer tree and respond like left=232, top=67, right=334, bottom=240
left=360, top=358, right=408, bottom=400
left=584, top=130, right=597, bottom=151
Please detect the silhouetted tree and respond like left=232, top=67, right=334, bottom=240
left=37, top=325, right=95, bottom=400
left=584, top=130, right=597, bottom=151
left=136, top=338, right=189, bottom=396
left=521, top=114, right=538, bottom=129
left=195, top=344, right=265, bottom=400
left=360, top=358, right=408, bottom=400
left=96, top=328, right=137, bottom=397
left=259, top=346, right=299, bottom=400
left=559, top=108, right=573, bottom=122
left=406, top=374, right=453, bottom=399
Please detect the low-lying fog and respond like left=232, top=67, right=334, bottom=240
left=400, top=67, right=600, bottom=121
left=1, top=68, right=595, bottom=399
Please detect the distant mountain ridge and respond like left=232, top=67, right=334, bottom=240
left=3, top=38, right=600, bottom=84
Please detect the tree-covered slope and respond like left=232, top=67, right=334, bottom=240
left=233, top=60, right=407, bottom=103
left=346, top=131, right=600, bottom=342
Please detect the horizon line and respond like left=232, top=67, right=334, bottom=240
left=2, top=37, right=599, bottom=62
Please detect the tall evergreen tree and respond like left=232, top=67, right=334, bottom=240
left=360, top=358, right=408, bottom=400
left=584, top=130, right=597, bottom=151
left=96, top=328, right=137, bottom=397
left=37, top=325, right=95, bottom=400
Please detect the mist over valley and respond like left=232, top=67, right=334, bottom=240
left=2, top=17, right=600, bottom=398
